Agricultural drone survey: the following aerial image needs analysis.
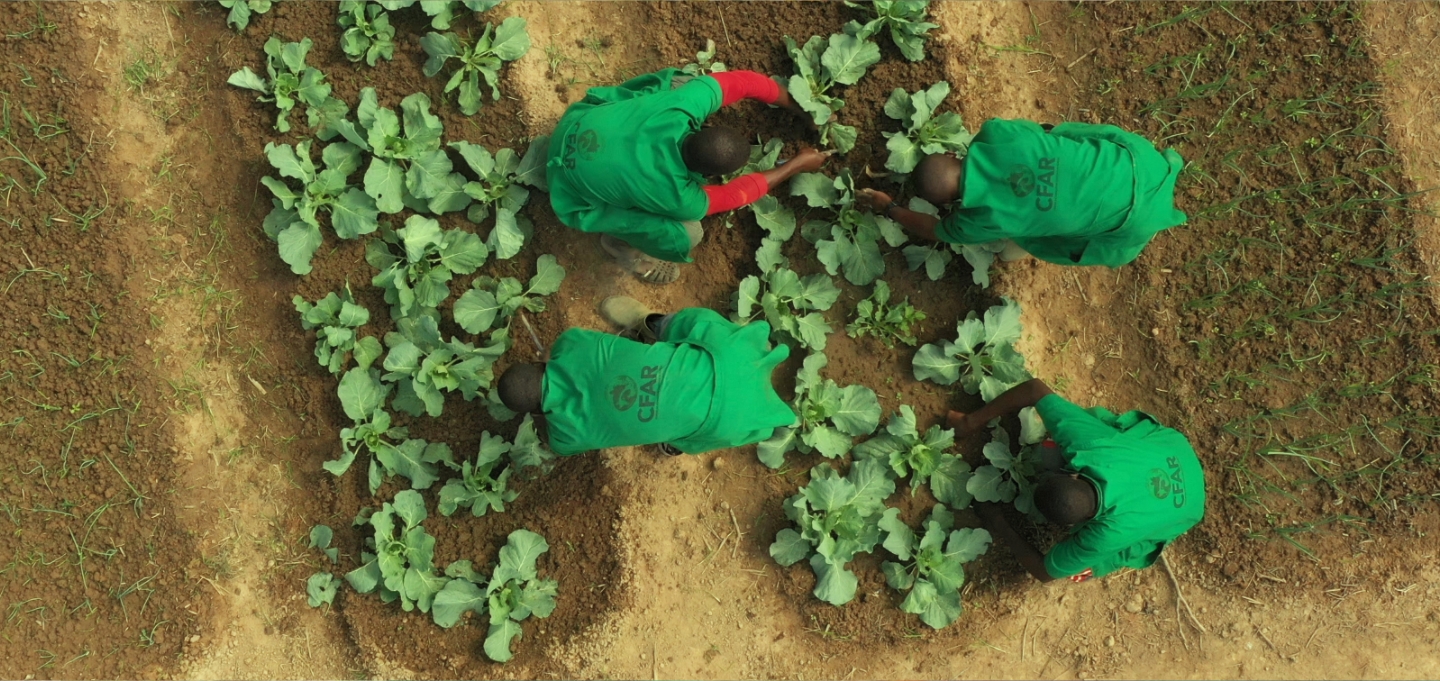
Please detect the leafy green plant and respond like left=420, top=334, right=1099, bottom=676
left=758, top=353, right=881, bottom=468
left=366, top=215, right=489, bottom=320
left=784, top=33, right=881, bottom=153
left=345, top=490, right=448, bottom=613
left=448, top=141, right=537, bottom=258
left=846, top=280, right=925, bottom=347
left=261, top=140, right=379, bottom=275
left=680, top=39, right=727, bottom=76
left=438, top=432, right=517, bottom=517
left=431, top=529, right=557, bottom=662
left=325, top=88, right=462, bottom=216
left=378, top=0, right=503, bottom=30
left=790, top=169, right=908, bottom=286
left=330, top=367, right=460, bottom=494
left=967, top=407, right=1049, bottom=518
left=227, top=37, right=338, bottom=134
left=843, top=0, right=938, bottom=62
left=878, top=504, right=991, bottom=628
left=421, top=17, right=531, bottom=115
left=853, top=406, right=972, bottom=509
left=768, top=458, right=895, bottom=605
left=306, top=572, right=338, bottom=607
left=309, top=525, right=340, bottom=563
left=381, top=314, right=507, bottom=418
left=294, top=285, right=382, bottom=374
left=881, top=82, right=973, bottom=174
left=338, top=0, right=397, bottom=66
left=454, top=254, right=567, bottom=336
left=912, top=297, right=1030, bottom=401
left=218, top=0, right=272, bottom=31
left=508, top=414, right=557, bottom=474
left=735, top=267, right=840, bottom=352
left=899, top=198, right=1004, bottom=288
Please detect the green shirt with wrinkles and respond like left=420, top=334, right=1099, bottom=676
left=937, top=118, right=1187, bottom=267
left=1035, top=394, right=1205, bottom=580
left=541, top=308, right=795, bottom=455
left=546, top=68, right=719, bottom=263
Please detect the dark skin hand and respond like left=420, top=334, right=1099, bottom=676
left=945, top=378, right=1054, bottom=437
left=975, top=501, right=1055, bottom=582
left=770, top=75, right=837, bottom=130
left=760, top=147, right=830, bottom=188
left=857, top=189, right=942, bottom=242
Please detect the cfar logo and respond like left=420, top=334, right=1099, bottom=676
left=609, top=375, right=638, bottom=412
left=1007, top=165, right=1036, bottom=197
left=1148, top=468, right=1172, bottom=499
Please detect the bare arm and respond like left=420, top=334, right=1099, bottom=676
left=946, top=378, right=1054, bottom=437
left=975, top=502, right=1055, bottom=582
left=858, top=189, right=941, bottom=242
left=758, top=147, right=830, bottom=189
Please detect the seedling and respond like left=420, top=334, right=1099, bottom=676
left=854, top=406, right=972, bottom=508
left=878, top=503, right=990, bottom=629
left=218, top=0, right=272, bottom=31
left=680, top=39, right=728, bottom=76
left=758, top=353, right=881, bottom=468
left=262, top=140, right=379, bottom=275
left=790, top=169, right=908, bottom=286
left=881, top=82, right=973, bottom=175
left=309, top=525, right=340, bottom=563
left=421, top=17, right=532, bottom=115
left=294, top=285, right=380, bottom=375
left=967, top=407, right=1048, bottom=519
left=430, top=529, right=557, bottom=662
left=784, top=33, right=881, bottom=153
left=844, top=0, right=938, bottom=62
left=306, top=573, right=338, bottom=607
left=453, top=254, right=567, bottom=337
left=447, top=140, right=543, bottom=257
left=769, top=458, right=895, bottom=605
left=846, top=280, right=926, bottom=347
left=326, top=89, right=454, bottom=215
left=380, top=0, right=504, bottom=30
left=438, top=432, right=518, bottom=517
left=735, top=266, right=840, bottom=352
left=227, top=37, right=341, bottom=134
left=365, top=215, right=489, bottom=320
left=912, top=297, right=1031, bottom=401
left=899, top=198, right=1004, bottom=287
left=345, top=490, right=448, bottom=613
left=381, top=314, right=506, bottom=418
left=330, top=368, right=458, bottom=493
left=338, top=0, right=397, bottom=66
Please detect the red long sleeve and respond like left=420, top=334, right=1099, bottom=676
left=711, top=70, right=781, bottom=107
left=704, top=173, right=770, bottom=215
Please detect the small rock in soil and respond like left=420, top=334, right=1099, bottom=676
left=712, top=457, right=724, bottom=470
left=1124, top=594, right=1145, bottom=614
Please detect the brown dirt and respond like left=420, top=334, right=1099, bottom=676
left=7, top=1, right=1440, bottom=680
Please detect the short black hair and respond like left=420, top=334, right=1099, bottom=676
left=914, top=153, right=964, bottom=205
left=497, top=363, right=545, bottom=414
left=682, top=127, right=749, bottom=176
left=1034, top=472, right=1098, bottom=526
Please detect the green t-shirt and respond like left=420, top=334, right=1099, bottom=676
left=540, top=309, right=794, bottom=455
left=937, top=119, right=1187, bottom=267
left=546, top=68, right=721, bottom=263
left=1035, top=394, right=1205, bottom=580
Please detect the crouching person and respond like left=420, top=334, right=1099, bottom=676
left=496, top=298, right=795, bottom=456
left=948, top=378, right=1206, bottom=583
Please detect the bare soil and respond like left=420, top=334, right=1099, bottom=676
left=3, top=1, right=1440, bottom=680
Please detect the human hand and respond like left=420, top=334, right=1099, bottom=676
left=790, top=147, right=830, bottom=173
left=858, top=188, right=894, bottom=213
left=946, top=409, right=978, bottom=437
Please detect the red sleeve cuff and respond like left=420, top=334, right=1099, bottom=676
left=703, top=173, right=771, bottom=215
left=710, top=70, right=781, bottom=107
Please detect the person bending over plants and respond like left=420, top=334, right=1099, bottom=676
left=547, top=67, right=829, bottom=284
left=496, top=297, right=795, bottom=456
left=859, top=118, right=1187, bottom=268
left=947, top=378, right=1205, bottom=583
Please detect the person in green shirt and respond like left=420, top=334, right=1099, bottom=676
left=946, top=378, right=1205, bottom=583
left=495, top=297, right=796, bottom=456
left=547, top=67, right=828, bottom=284
left=858, top=118, right=1187, bottom=268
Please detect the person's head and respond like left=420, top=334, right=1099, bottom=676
left=914, top=153, right=964, bottom=205
left=682, top=127, right=749, bottom=176
left=1034, top=472, right=1098, bottom=526
left=497, top=363, right=545, bottom=414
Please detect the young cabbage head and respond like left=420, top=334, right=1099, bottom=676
left=914, top=152, right=966, bottom=206
left=1034, top=471, right=1098, bottom=527
left=498, top=363, right=546, bottom=414
left=682, top=126, right=749, bottom=177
